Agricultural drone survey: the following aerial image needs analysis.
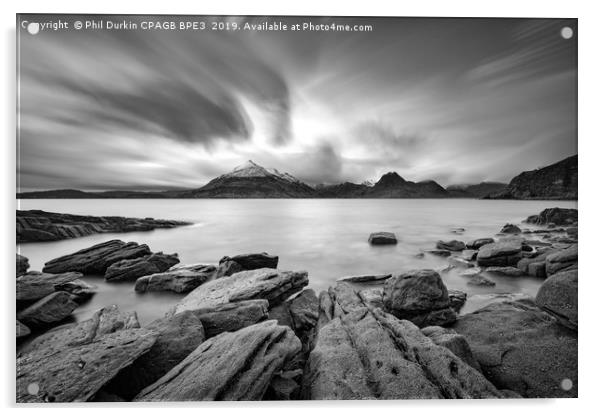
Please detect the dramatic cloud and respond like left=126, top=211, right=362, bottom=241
left=17, top=16, right=576, bottom=191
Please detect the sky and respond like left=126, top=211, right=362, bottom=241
left=17, top=15, right=577, bottom=191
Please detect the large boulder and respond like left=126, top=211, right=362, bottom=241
left=17, top=271, right=83, bottom=302
left=535, top=268, right=578, bottom=330
left=466, top=238, right=494, bottom=250
left=17, top=291, right=79, bottom=327
left=105, top=252, right=179, bottom=281
left=368, top=232, right=397, bottom=245
left=421, top=326, right=481, bottom=371
left=171, top=268, right=308, bottom=316
left=135, top=264, right=216, bottom=293
left=383, top=270, right=456, bottom=327
left=134, top=320, right=301, bottom=401
left=216, top=252, right=278, bottom=277
left=476, top=238, right=522, bottom=267
left=43, top=240, right=151, bottom=274
left=17, top=254, right=29, bottom=276
left=103, top=311, right=206, bottom=400
left=545, top=245, right=577, bottom=275
left=500, top=223, right=521, bottom=234
left=17, top=325, right=156, bottom=403
left=191, top=299, right=269, bottom=338
left=436, top=240, right=466, bottom=251
left=306, top=288, right=507, bottom=399
left=526, top=208, right=577, bottom=226
left=452, top=300, right=577, bottom=398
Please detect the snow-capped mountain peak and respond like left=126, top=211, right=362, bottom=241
left=225, top=160, right=302, bottom=184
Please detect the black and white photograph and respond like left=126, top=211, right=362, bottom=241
left=15, top=13, right=578, bottom=403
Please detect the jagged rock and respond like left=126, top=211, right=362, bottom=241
left=467, top=275, right=495, bottom=287
left=103, top=311, right=206, bottom=400
left=17, top=291, right=79, bottom=327
left=358, top=287, right=385, bottom=309
left=55, top=279, right=97, bottom=303
left=500, top=223, right=521, bottom=234
left=43, top=240, right=151, bottom=274
left=191, top=299, right=269, bottom=338
left=306, top=297, right=506, bottom=399
left=452, top=300, right=577, bottom=398
left=16, top=320, right=30, bottom=339
left=134, top=320, right=301, bottom=401
left=216, top=252, right=278, bottom=277
left=476, top=238, right=522, bottom=267
left=526, top=208, right=577, bottom=226
left=448, top=289, right=467, bottom=312
left=171, top=268, right=308, bottom=316
left=17, top=326, right=156, bottom=403
left=17, top=254, right=29, bottom=276
left=382, top=270, right=456, bottom=327
left=535, top=268, right=578, bottom=330
left=484, top=266, right=523, bottom=277
left=336, top=273, right=391, bottom=283
left=545, top=245, right=577, bottom=275
left=105, top=252, right=179, bottom=281
left=426, top=249, right=451, bottom=257
left=421, top=326, right=481, bottom=371
left=517, top=249, right=558, bottom=277
left=17, top=209, right=190, bottom=243
left=436, top=240, right=466, bottom=251
left=20, top=305, right=140, bottom=355
left=466, top=238, right=494, bottom=250
left=135, top=264, right=216, bottom=293
left=17, top=271, right=83, bottom=302
left=368, top=232, right=398, bottom=245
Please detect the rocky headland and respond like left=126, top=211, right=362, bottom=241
left=16, top=206, right=577, bottom=401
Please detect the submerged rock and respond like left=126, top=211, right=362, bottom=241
left=17, top=271, right=83, bottom=302
left=467, top=275, right=496, bottom=287
left=43, top=240, right=151, bottom=274
left=436, top=240, right=466, bottom=251
left=135, top=264, right=216, bottom=293
left=307, top=288, right=506, bottom=399
left=452, top=300, right=577, bottom=398
left=135, top=320, right=301, bottom=401
left=171, top=268, right=308, bottom=316
left=368, top=232, right=398, bottom=245
left=216, top=252, right=279, bottom=277
left=535, top=268, right=577, bottom=330
left=17, top=291, right=79, bottom=327
left=105, top=252, right=179, bottom=281
left=382, top=270, right=456, bottom=327
left=17, top=254, right=29, bottom=276
left=476, top=238, right=522, bottom=267
left=466, top=238, right=494, bottom=250
left=426, top=249, right=451, bottom=257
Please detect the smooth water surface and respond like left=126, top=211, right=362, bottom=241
left=17, top=199, right=577, bottom=324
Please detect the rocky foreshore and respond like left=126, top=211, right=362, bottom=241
left=17, top=210, right=191, bottom=243
left=16, top=206, right=577, bottom=402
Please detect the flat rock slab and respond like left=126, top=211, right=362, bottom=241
left=484, top=266, right=523, bottom=277
left=191, top=299, right=269, bottom=338
left=545, top=244, right=577, bottom=275
left=452, top=299, right=577, bottom=398
left=336, top=273, right=392, bottom=283
left=171, top=268, right=308, bottom=316
left=17, top=271, right=83, bottom=302
left=43, top=239, right=151, bottom=275
left=477, top=238, right=522, bottom=267
left=17, top=327, right=156, bottom=403
left=135, top=320, right=301, bottom=401
left=307, top=287, right=506, bottom=399
left=105, top=252, right=179, bottom=281
left=135, top=264, right=216, bottom=293
left=368, top=232, right=397, bottom=245
left=17, top=291, right=79, bottom=327
left=536, top=268, right=577, bottom=330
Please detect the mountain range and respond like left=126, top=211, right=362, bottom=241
left=17, top=155, right=577, bottom=200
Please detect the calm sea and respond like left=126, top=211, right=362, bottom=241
left=17, top=199, right=577, bottom=324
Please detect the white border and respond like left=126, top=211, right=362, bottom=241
left=2, top=0, right=601, bottom=414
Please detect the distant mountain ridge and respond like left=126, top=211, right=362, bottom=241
left=485, top=155, right=577, bottom=200
left=17, top=156, right=577, bottom=200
